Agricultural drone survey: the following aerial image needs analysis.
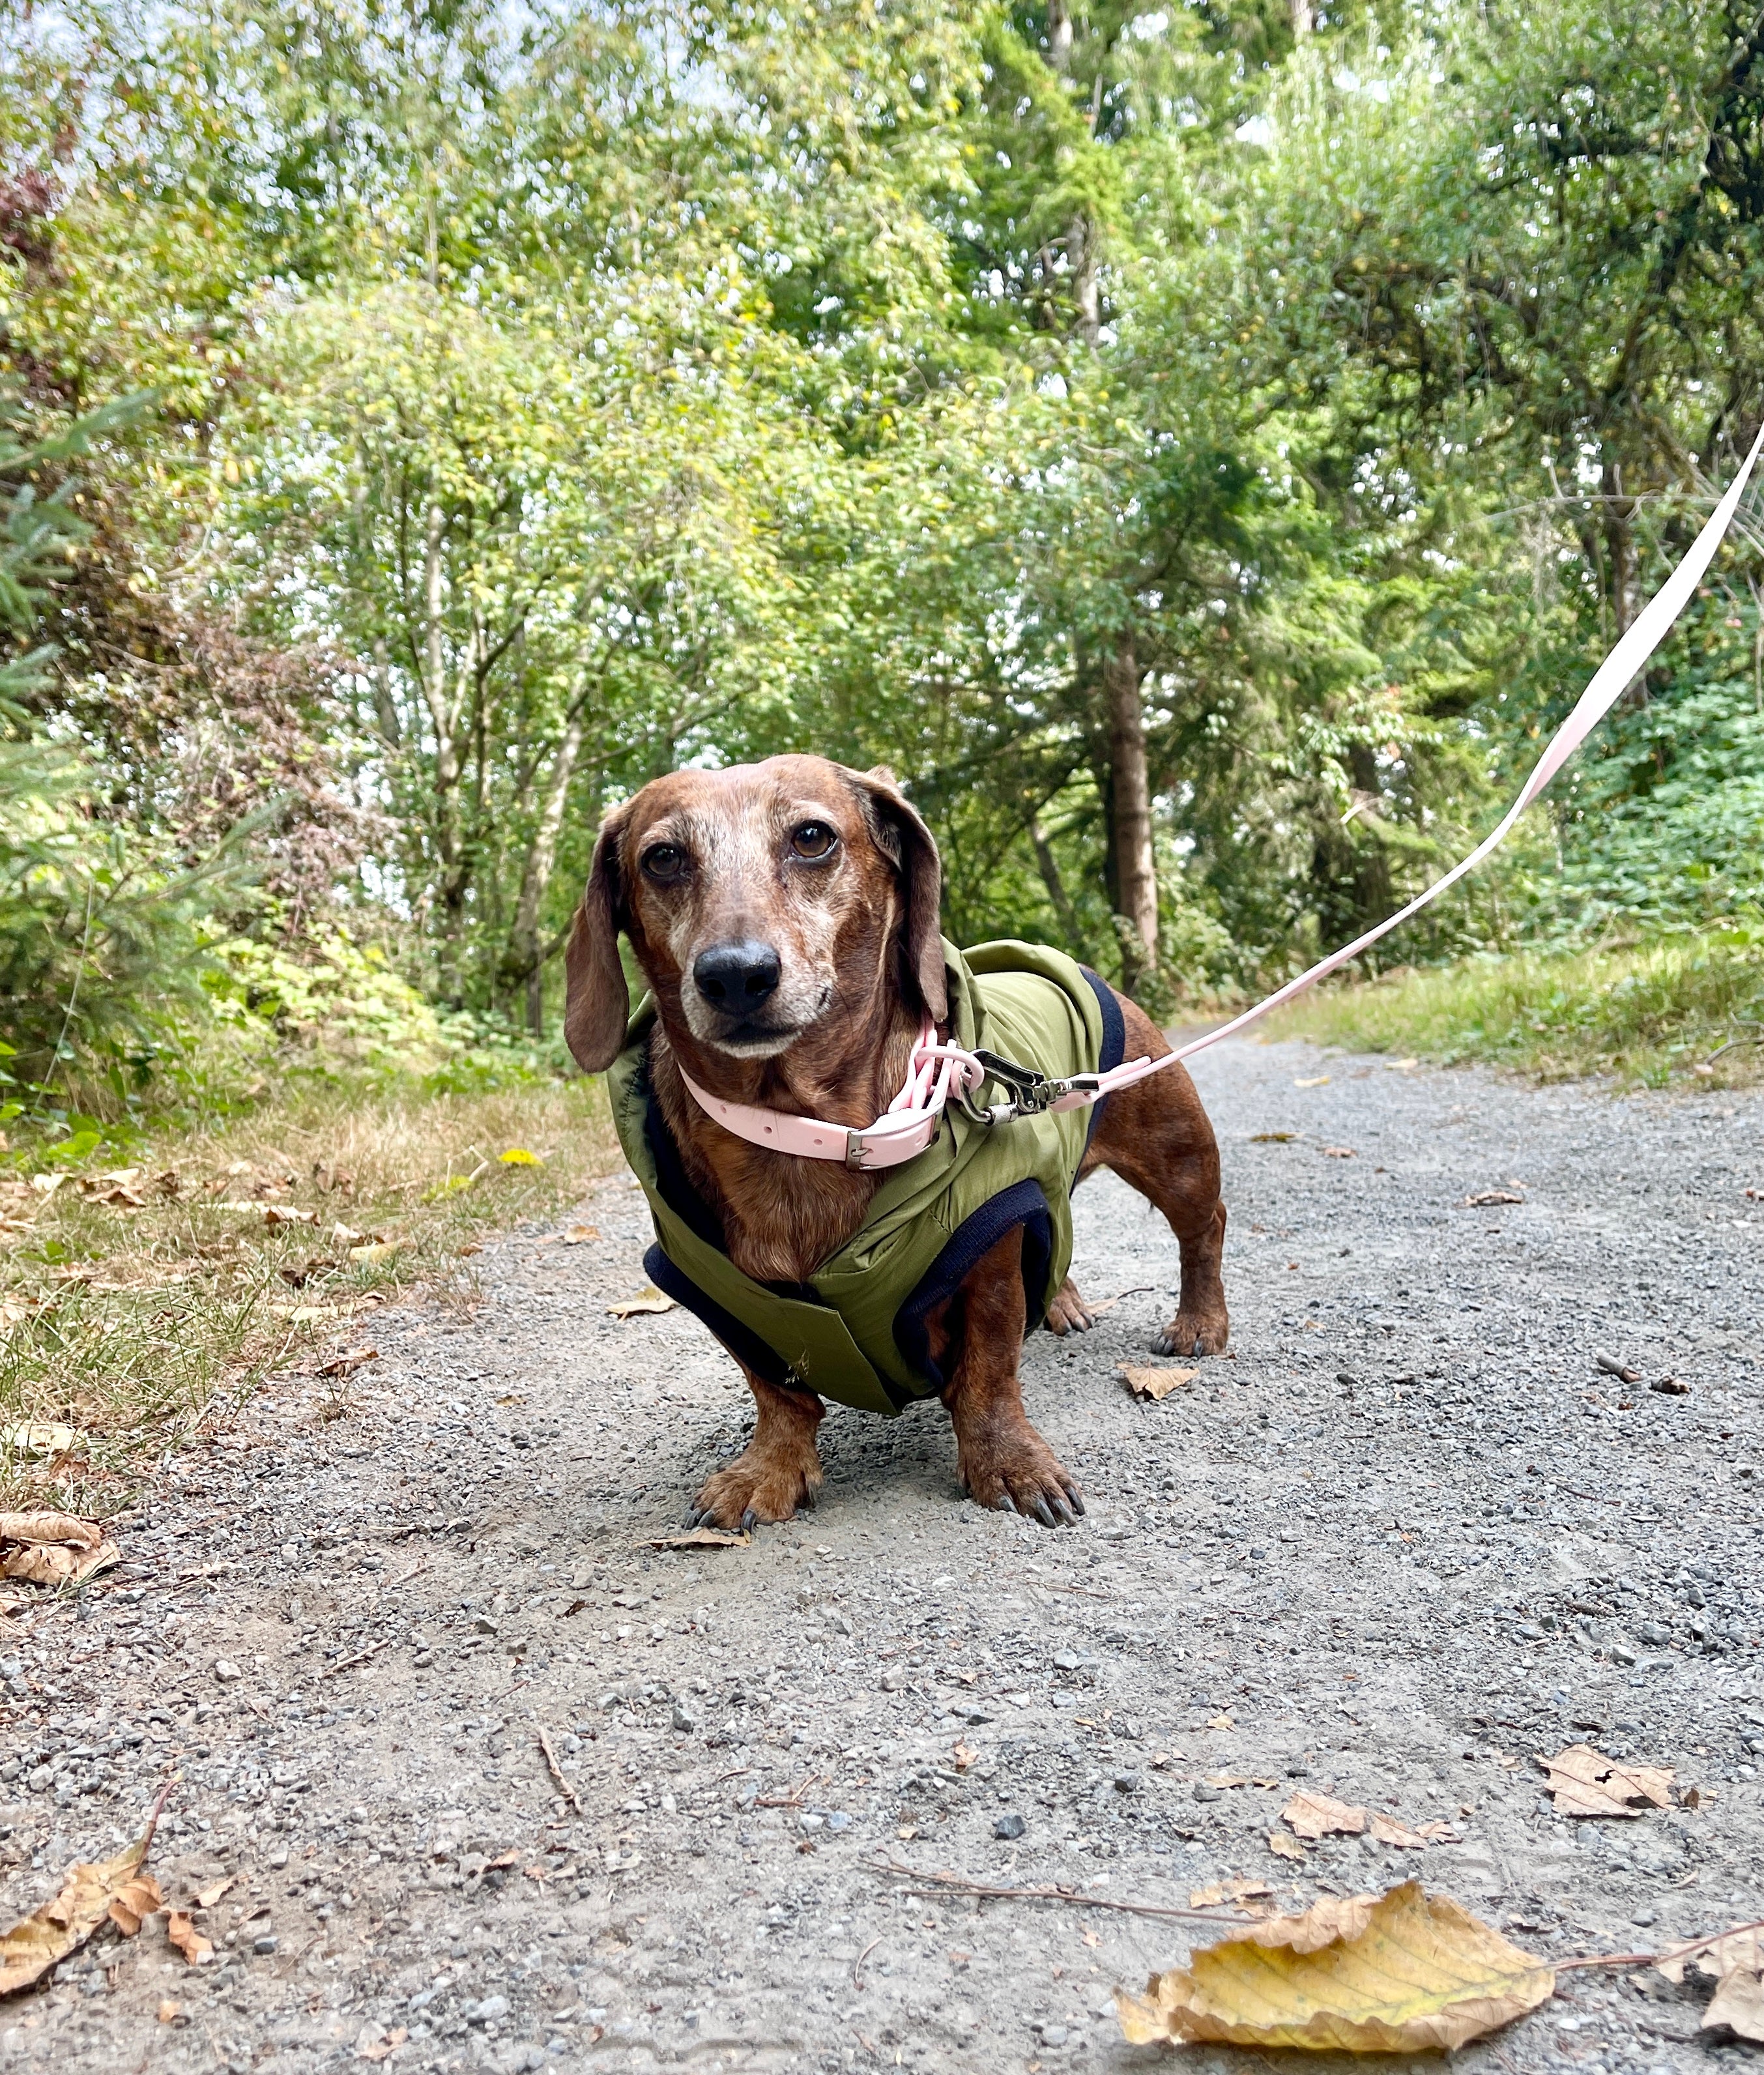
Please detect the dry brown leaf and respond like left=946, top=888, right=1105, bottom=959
left=1268, top=1831, right=1307, bottom=1862
left=157, top=1999, right=181, bottom=2023
left=1204, top=1711, right=1235, bottom=1732
left=561, top=1223, right=601, bottom=1244
left=1321, top=1145, right=1356, bottom=1159
left=0, top=1794, right=168, bottom=1994
left=193, top=1876, right=235, bottom=1909
left=106, top=1872, right=164, bottom=1936
left=1657, top=1926, right=1764, bottom=1987
left=1294, top=1075, right=1331, bottom=1088
left=1191, top=1880, right=1275, bottom=1909
left=315, top=1346, right=379, bottom=1380
left=165, top=1911, right=214, bottom=1966
left=358, top=2026, right=409, bottom=2062
left=1657, top=1927, right=1764, bottom=2042
left=263, top=1205, right=318, bottom=1229
left=1368, top=1811, right=1433, bottom=1851
left=1205, top=1773, right=1252, bottom=1789
left=1115, top=1879, right=1554, bottom=2052
left=951, top=1741, right=978, bottom=1772
left=1466, top=1189, right=1525, bottom=1207
left=1537, top=1743, right=1673, bottom=1818
left=1119, top=1363, right=1196, bottom=1400
left=28, top=1172, right=66, bottom=1197
left=646, top=1526, right=751, bottom=1550
left=1705, top=1968, right=1764, bottom=2042
left=1282, top=1789, right=1368, bottom=1840
left=609, top=1285, right=676, bottom=1318
left=0, top=1511, right=119, bottom=1588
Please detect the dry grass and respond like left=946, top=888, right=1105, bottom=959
left=1268, top=929, right=1764, bottom=1088
left=0, top=1075, right=618, bottom=1511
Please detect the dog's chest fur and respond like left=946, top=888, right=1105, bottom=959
left=650, top=1034, right=916, bottom=1284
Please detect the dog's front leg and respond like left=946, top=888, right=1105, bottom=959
left=687, top=1369, right=824, bottom=1530
left=941, top=1228, right=1084, bottom=1528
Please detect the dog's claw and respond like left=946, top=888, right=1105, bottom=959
left=740, top=1507, right=757, bottom=1532
left=1067, top=1488, right=1086, bottom=1517
left=1032, top=1494, right=1057, bottom=1529
left=1050, top=1494, right=1075, bottom=1527
left=997, top=1493, right=1018, bottom=1515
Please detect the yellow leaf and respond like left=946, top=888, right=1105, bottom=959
left=1114, top=1880, right=1554, bottom=2052
left=498, top=1148, right=542, bottom=1166
left=609, top=1286, right=676, bottom=1319
left=1269, top=1830, right=1307, bottom=1862
left=1191, top=1880, right=1275, bottom=1909
left=0, top=1797, right=168, bottom=1994
left=1294, top=1075, right=1331, bottom=1088
left=165, top=1910, right=213, bottom=1966
left=349, top=1240, right=407, bottom=1266
left=1118, top=1364, right=1196, bottom=1400
left=561, top=1223, right=601, bottom=1244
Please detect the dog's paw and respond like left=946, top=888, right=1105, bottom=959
left=1151, top=1307, right=1230, bottom=1358
left=959, top=1424, right=1085, bottom=1529
left=686, top=1445, right=822, bottom=1531
left=1044, top=1276, right=1098, bottom=1336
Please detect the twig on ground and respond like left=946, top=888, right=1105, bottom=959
left=390, top=1559, right=427, bottom=1588
left=853, top=1937, right=882, bottom=1991
left=1556, top=1913, right=1764, bottom=1975
left=535, top=1725, right=583, bottom=1815
left=871, top=1859, right=1253, bottom=1925
left=757, top=1771, right=826, bottom=1808
left=320, top=1636, right=392, bottom=1679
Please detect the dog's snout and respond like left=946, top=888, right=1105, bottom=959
left=693, top=940, right=782, bottom=1010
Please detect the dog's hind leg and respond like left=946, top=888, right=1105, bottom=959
left=687, top=1370, right=824, bottom=1530
left=1082, top=994, right=1230, bottom=1359
left=939, top=1226, right=1084, bottom=1527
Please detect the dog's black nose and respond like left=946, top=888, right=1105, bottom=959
left=693, top=940, right=781, bottom=1009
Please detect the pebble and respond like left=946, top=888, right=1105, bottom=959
left=994, top=1813, right=1026, bottom=1839
left=213, top=1660, right=242, bottom=1683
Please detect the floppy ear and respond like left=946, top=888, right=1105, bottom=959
left=564, top=805, right=634, bottom=1073
left=850, top=765, right=947, bottom=1024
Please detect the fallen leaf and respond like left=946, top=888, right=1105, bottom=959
left=609, top=1286, right=676, bottom=1318
left=1205, top=1773, right=1251, bottom=1789
left=1268, top=1831, right=1307, bottom=1862
left=263, top=1205, right=318, bottom=1229
left=3, top=1422, right=80, bottom=1460
left=499, top=1147, right=542, bottom=1166
left=0, top=1511, right=121, bottom=1587
left=1249, top=1131, right=1296, bottom=1143
left=167, top=1911, right=216, bottom=1965
left=1205, top=1711, right=1235, bottom=1732
left=315, top=1346, right=379, bottom=1380
left=1465, top=1189, right=1525, bottom=1207
left=1368, top=1811, right=1433, bottom=1851
left=1388, top=1057, right=1419, bottom=1071
left=645, top=1526, right=750, bottom=1549
left=1191, top=1880, right=1275, bottom=1909
left=1537, top=1743, right=1673, bottom=1818
left=157, top=1999, right=181, bottom=2023
left=331, top=1223, right=368, bottom=1244
left=349, top=1240, right=407, bottom=1266
left=1114, top=1879, right=1554, bottom=2052
left=28, top=1172, right=67, bottom=1197
left=1282, top=1789, right=1368, bottom=1840
left=106, top=1872, right=164, bottom=1936
left=1119, top=1363, right=1196, bottom=1400
left=1294, top=1075, right=1331, bottom=1088
left=358, top=2025, right=409, bottom=2061
left=0, top=1798, right=168, bottom=1994
left=1705, top=1966, right=1764, bottom=2043
left=1650, top=1376, right=1691, bottom=1395
left=561, top=1223, right=601, bottom=1244
left=1656, top=1923, right=1764, bottom=1987
left=1320, top=1145, right=1356, bottom=1159
left=951, top=1742, right=978, bottom=1772
left=193, top=1876, right=235, bottom=1909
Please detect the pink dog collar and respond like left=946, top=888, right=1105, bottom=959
left=677, top=1022, right=987, bottom=1172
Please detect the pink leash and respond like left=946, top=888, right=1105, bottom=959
left=683, top=424, right=1764, bottom=1172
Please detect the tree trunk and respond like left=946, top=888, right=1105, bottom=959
left=1047, top=0, right=1073, bottom=70
left=503, top=704, right=588, bottom=1034
left=1105, top=631, right=1158, bottom=991
left=1290, top=0, right=1314, bottom=35
left=1030, top=817, right=1084, bottom=952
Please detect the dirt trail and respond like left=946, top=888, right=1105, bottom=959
left=2, top=1038, right=1761, bottom=2075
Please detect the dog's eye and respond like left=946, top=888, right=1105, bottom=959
left=641, top=843, right=687, bottom=883
left=790, top=821, right=837, bottom=860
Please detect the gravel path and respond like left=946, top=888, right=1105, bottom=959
left=3, top=1038, right=1761, bottom=2075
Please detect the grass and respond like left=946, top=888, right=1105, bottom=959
left=1267, top=927, right=1764, bottom=1088
left=0, top=1074, right=619, bottom=1512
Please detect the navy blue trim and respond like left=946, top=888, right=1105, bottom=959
left=1078, top=966, right=1127, bottom=1153
left=639, top=1043, right=727, bottom=1251
left=643, top=1242, right=809, bottom=1395
left=891, top=1178, right=1053, bottom=1394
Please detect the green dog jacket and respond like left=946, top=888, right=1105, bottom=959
left=605, top=939, right=1126, bottom=1415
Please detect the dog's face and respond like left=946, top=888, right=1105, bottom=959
left=563, top=756, right=947, bottom=1073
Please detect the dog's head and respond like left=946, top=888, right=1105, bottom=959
left=563, top=755, right=946, bottom=1073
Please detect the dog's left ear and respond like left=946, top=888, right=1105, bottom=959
left=564, top=803, right=634, bottom=1073
left=849, top=765, right=947, bottom=1024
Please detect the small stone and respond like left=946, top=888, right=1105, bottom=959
left=413, top=1651, right=435, bottom=1668
left=1112, top=1772, right=1140, bottom=1793
left=1193, top=1784, right=1222, bottom=1803
left=1039, top=2025, right=1069, bottom=2047
left=213, top=1659, right=242, bottom=1684
left=268, top=1848, right=289, bottom=1870
left=1053, top=1651, right=1080, bottom=1671
left=1610, top=1644, right=1637, bottom=1667
left=473, top=1616, right=499, bottom=1636
left=994, top=1812, right=1026, bottom=1840
left=798, top=1812, right=824, bottom=1832
left=253, top=1934, right=278, bottom=1955
left=468, top=1994, right=510, bottom=2025
left=1639, top=1622, right=1671, bottom=1646
left=880, top=1668, right=906, bottom=1692
left=1632, top=1908, right=1657, bottom=1928
left=671, top=1704, right=697, bottom=1733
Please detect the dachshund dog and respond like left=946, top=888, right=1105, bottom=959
left=563, top=755, right=1228, bottom=1528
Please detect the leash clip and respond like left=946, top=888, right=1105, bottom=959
left=957, top=1048, right=1058, bottom=1127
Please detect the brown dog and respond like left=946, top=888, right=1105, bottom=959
left=564, top=755, right=1228, bottom=1528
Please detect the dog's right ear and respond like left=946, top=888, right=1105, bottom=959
left=564, top=805, right=633, bottom=1073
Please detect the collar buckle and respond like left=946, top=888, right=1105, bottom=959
left=844, top=1129, right=869, bottom=1170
